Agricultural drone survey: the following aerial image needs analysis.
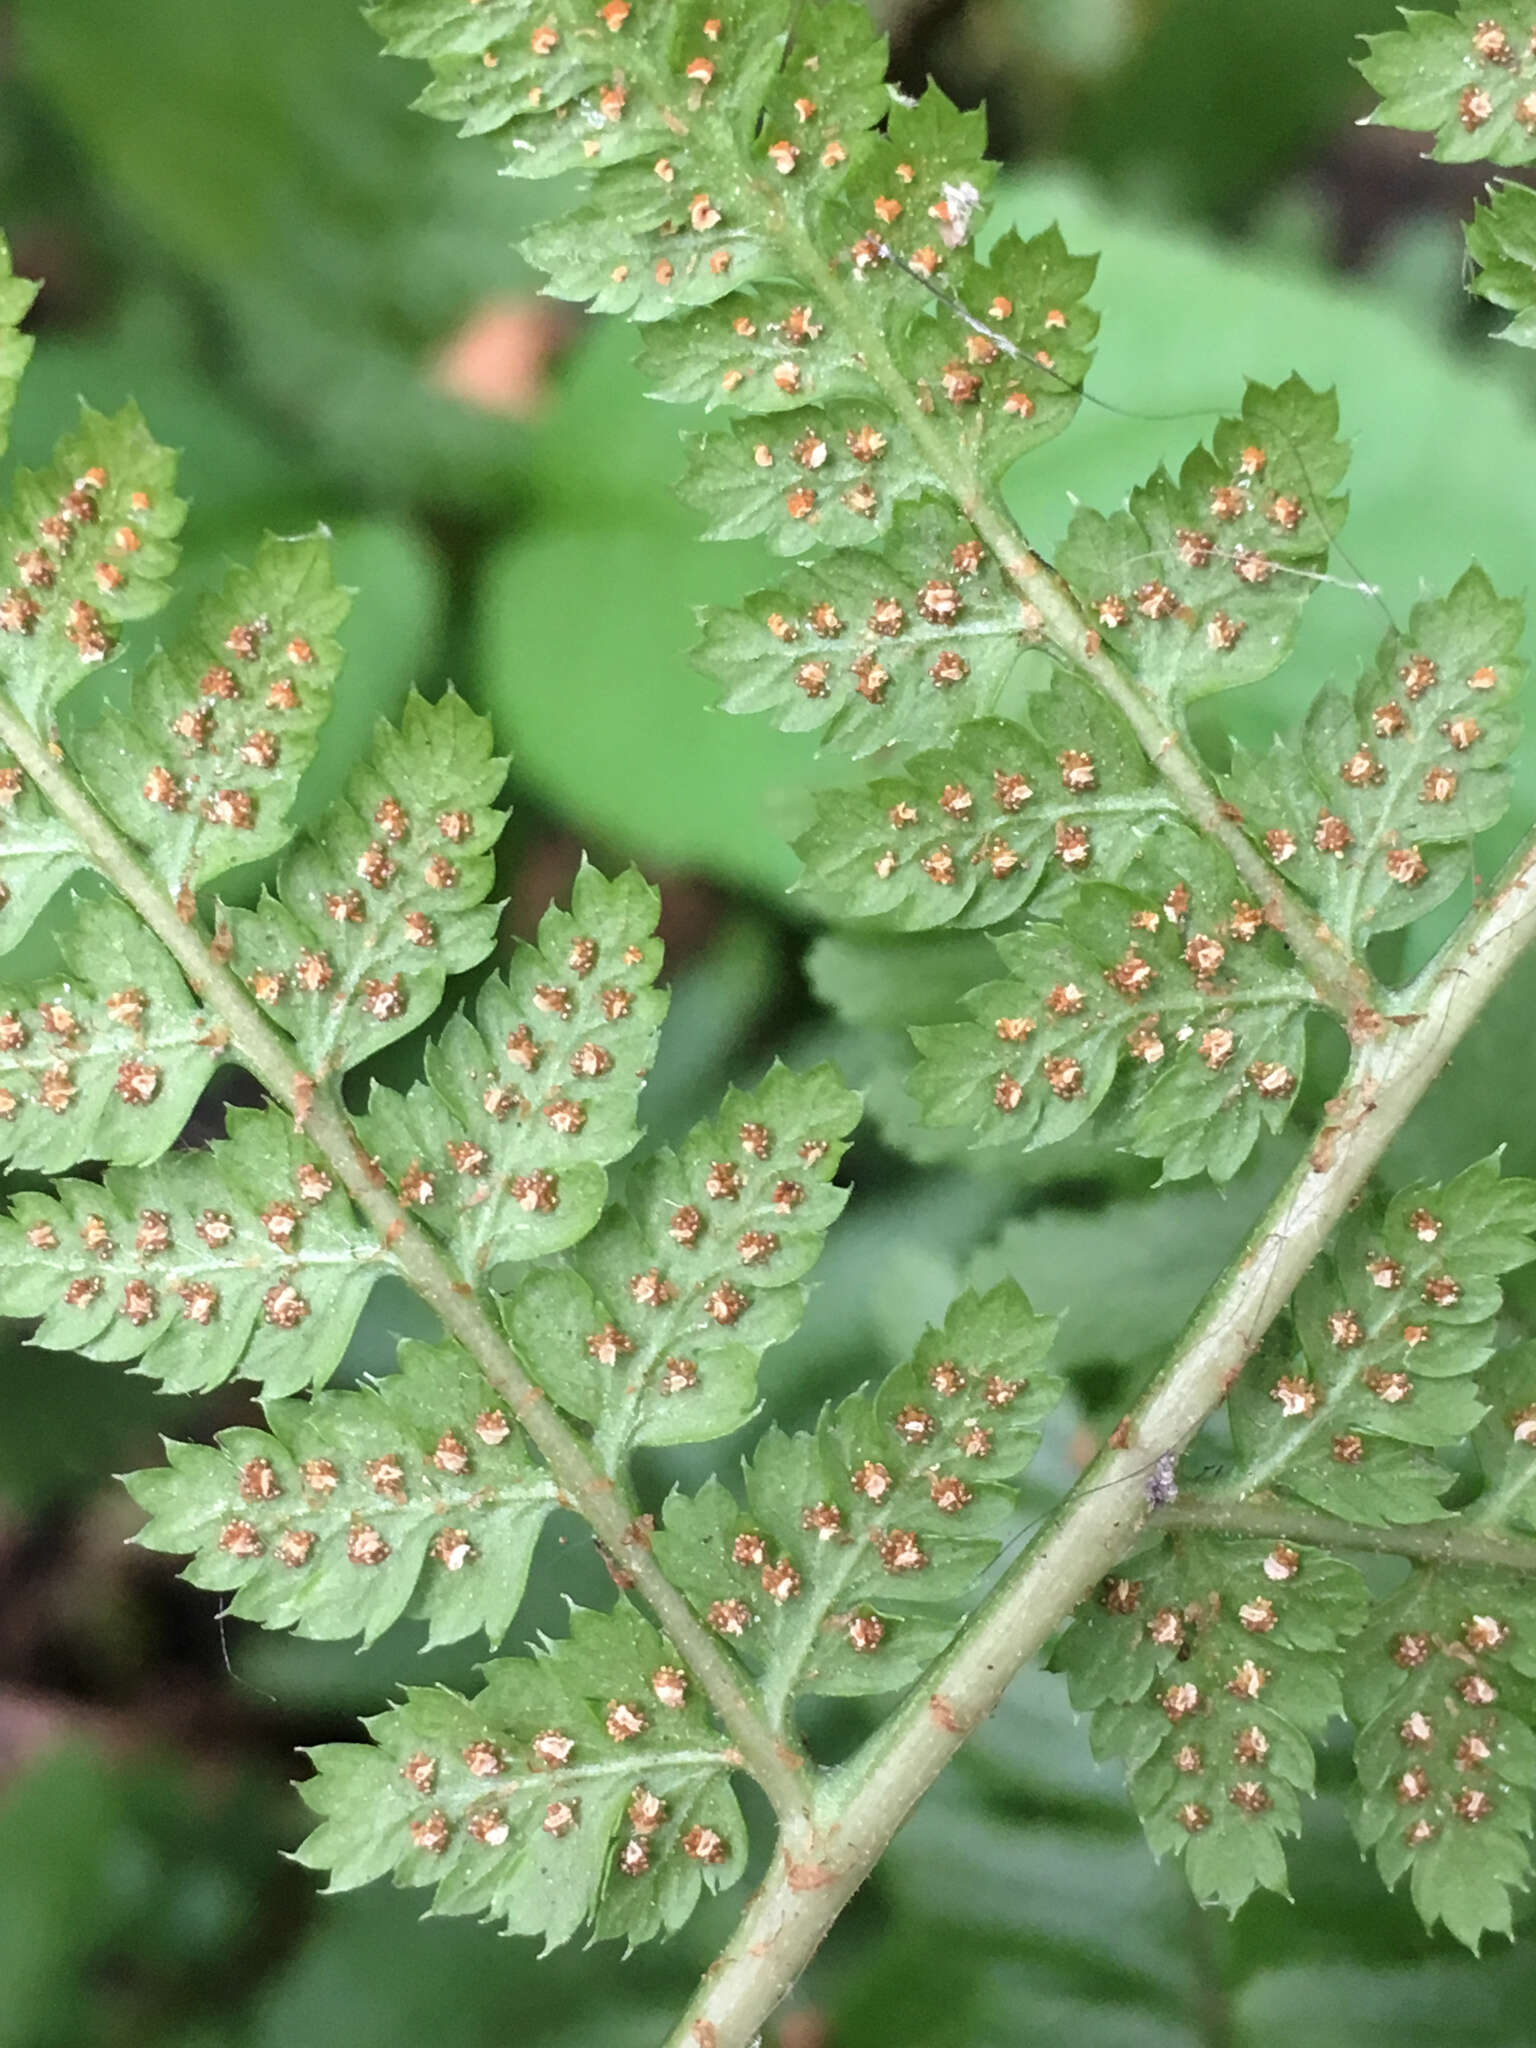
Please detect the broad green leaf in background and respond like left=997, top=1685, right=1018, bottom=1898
left=965, top=1164, right=1287, bottom=1372
left=19, top=0, right=549, bottom=507
left=244, top=1886, right=688, bottom=2048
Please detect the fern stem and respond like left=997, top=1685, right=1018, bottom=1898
left=666, top=829, right=1536, bottom=2048
left=0, top=685, right=813, bottom=1832
left=1157, top=1494, right=1536, bottom=1572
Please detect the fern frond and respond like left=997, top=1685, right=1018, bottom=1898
left=507, top=1061, right=859, bottom=1465
left=1056, top=378, right=1348, bottom=713
left=0, top=1105, right=383, bottom=1397
left=0, top=233, right=37, bottom=463
left=1466, top=182, right=1536, bottom=347
left=1227, top=1159, right=1536, bottom=1523
left=1055, top=1532, right=1369, bottom=1911
left=1226, top=570, right=1526, bottom=950
left=654, top=1281, right=1061, bottom=1723
left=1359, top=6, right=1536, bottom=164
left=0, top=896, right=216, bottom=1171
left=908, top=830, right=1316, bottom=1182
left=0, top=765, right=96, bottom=952
left=0, top=405, right=184, bottom=727
left=127, top=1339, right=559, bottom=1647
left=371, top=0, right=1395, bottom=1198
left=1347, top=1560, right=1536, bottom=1947
left=1056, top=1157, right=1536, bottom=1927
left=296, top=1601, right=745, bottom=1948
left=789, top=685, right=1177, bottom=931
left=359, top=862, right=667, bottom=1275
left=80, top=535, right=351, bottom=898
left=1338, top=1346, right=1536, bottom=1947
left=695, top=502, right=1040, bottom=759
left=225, top=690, right=507, bottom=1078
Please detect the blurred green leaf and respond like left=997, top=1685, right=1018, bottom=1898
left=965, top=1163, right=1285, bottom=1372
left=473, top=514, right=838, bottom=897
left=20, top=0, right=547, bottom=507
left=0, top=1744, right=285, bottom=2048
left=243, top=1885, right=687, bottom=2048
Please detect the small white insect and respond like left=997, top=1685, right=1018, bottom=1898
left=938, top=179, right=982, bottom=248
left=1145, top=1451, right=1180, bottom=1508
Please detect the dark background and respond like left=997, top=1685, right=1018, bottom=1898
left=4, top=2, right=1536, bottom=2043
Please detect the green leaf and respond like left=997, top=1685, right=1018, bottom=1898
left=654, top=1282, right=1060, bottom=1723
left=1226, top=569, right=1525, bottom=950
left=1056, top=377, right=1347, bottom=712
left=224, top=691, right=506, bottom=1078
left=80, top=534, right=351, bottom=897
left=821, top=82, right=994, bottom=300
left=0, top=756, right=90, bottom=954
left=1346, top=1565, right=1536, bottom=1947
left=1228, top=1160, right=1536, bottom=1524
left=372, top=0, right=799, bottom=311
left=884, top=224, right=1099, bottom=492
left=0, top=404, right=185, bottom=728
left=0, top=896, right=213, bottom=1172
left=909, top=830, right=1315, bottom=1183
left=634, top=277, right=897, bottom=418
left=0, top=1105, right=385, bottom=1397
left=1055, top=1530, right=1369, bottom=1912
left=296, top=1601, right=745, bottom=1949
left=791, top=684, right=1179, bottom=931
left=359, top=864, right=667, bottom=1277
left=508, top=1062, right=859, bottom=1464
left=1476, top=1341, right=1536, bottom=1531
left=1467, top=181, right=1536, bottom=346
left=698, top=500, right=1042, bottom=758
left=1360, top=7, right=1536, bottom=166
left=0, top=233, right=38, bottom=464
left=126, top=1340, right=558, bottom=1648
left=678, top=402, right=929, bottom=557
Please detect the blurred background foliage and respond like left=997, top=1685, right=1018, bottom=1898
left=4, top=0, right=1536, bottom=2042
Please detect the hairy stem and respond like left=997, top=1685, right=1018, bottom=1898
left=1159, top=1493, right=1536, bottom=1572
left=0, top=687, right=811, bottom=1830
left=668, top=830, right=1536, bottom=2048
